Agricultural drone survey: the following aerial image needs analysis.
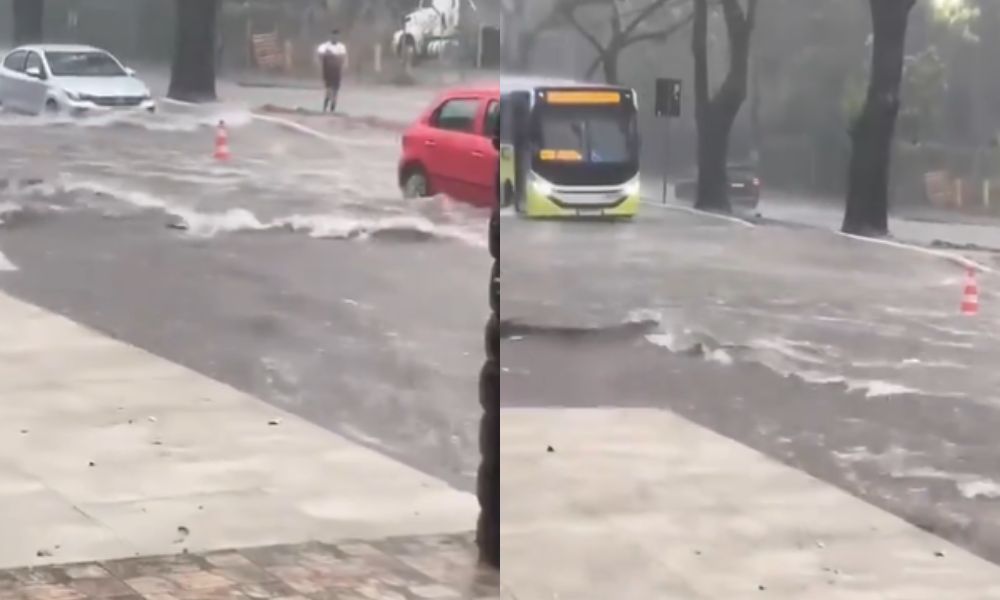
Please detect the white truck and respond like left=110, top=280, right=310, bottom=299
left=392, top=0, right=474, bottom=66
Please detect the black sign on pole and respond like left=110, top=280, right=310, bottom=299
left=655, top=78, right=682, bottom=118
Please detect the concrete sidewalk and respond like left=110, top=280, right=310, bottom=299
left=502, top=408, right=1000, bottom=599
left=0, top=290, right=479, bottom=571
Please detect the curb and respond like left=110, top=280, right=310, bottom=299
left=161, top=96, right=401, bottom=146
left=641, top=196, right=993, bottom=274
left=640, top=199, right=757, bottom=228
left=838, top=231, right=994, bottom=275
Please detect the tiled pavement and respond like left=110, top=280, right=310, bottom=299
left=0, top=533, right=499, bottom=600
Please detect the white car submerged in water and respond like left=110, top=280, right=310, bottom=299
left=0, top=44, right=155, bottom=116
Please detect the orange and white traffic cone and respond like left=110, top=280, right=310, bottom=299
left=214, top=120, right=231, bottom=161
left=961, top=267, right=980, bottom=316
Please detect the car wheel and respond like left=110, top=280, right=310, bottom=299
left=44, top=99, right=60, bottom=116
left=402, top=167, right=431, bottom=199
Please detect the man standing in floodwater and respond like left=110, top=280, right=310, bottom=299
left=317, top=29, right=348, bottom=113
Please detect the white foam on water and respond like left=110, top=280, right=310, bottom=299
left=846, top=379, right=920, bottom=398
left=883, top=306, right=953, bottom=319
left=0, top=201, right=22, bottom=224
left=958, top=479, right=1000, bottom=500
left=0, top=247, right=17, bottom=272
left=891, top=467, right=1000, bottom=500
left=850, top=358, right=968, bottom=371
left=796, top=371, right=847, bottom=386
left=641, top=313, right=969, bottom=400
left=645, top=333, right=679, bottom=352
left=0, top=106, right=255, bottom=134
left=924, top=323, right=981, bottom=339
left=179, top=208, right=268, bottom=237
left=750, top=337, right=830, bottom=366
left=275, top=213, right=486, bottom=248
left=707, top=348, right=733, bottom=366
left=921, top=337, right=976, bottom=350
left=21, top=178, right=487, bottom=247
left=627, top=308, right=664, bottom=325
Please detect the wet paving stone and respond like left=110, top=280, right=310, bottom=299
left=0, top=533, right=498, bottom=600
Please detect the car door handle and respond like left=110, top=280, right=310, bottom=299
left=424, top=140, right=437, bottom=147
left=471, top=151, right=484, bottom=158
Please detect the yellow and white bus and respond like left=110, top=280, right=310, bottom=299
left=499, top=78, right=641, bottom=218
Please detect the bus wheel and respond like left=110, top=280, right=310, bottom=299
left=501, top=182, right=514, bottom=209
left=402, top=167, right=431, bottom=199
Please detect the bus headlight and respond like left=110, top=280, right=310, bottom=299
left=623, top=179, right=641, bottom=196
left=531, top=177, right=554, bottom=197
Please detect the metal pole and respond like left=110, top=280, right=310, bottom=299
left=662, top=117, right=672, bottom=204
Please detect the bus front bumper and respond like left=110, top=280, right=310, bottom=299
left=522, top=178, right=641, bottom=219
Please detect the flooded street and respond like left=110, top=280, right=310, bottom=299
left=0, top=106, right=491, bottom=490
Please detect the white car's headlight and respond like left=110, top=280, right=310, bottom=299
left=64, top=90, right=80, bottom=101
left=531, top=177, right=553, bottom=197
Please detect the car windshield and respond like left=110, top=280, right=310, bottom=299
left=45, top=51, right=125, bottom=77
left=538, top=108, right=635, bottom=164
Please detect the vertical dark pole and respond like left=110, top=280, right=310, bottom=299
left=478, top=206, right=500, bottom=568
left=662, top=118, right=671, bottom=204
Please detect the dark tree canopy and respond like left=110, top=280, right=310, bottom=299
left=13, top=0, right=44, bottom=46
left=168, top=0, right=220, bottom=103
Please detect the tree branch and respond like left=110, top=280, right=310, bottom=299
left=746, top=0, right=759, bottom=31
left=693, top=0, right=710, bottom=120
left=714, top=0, right=754, bottom=114
left=611, top=0, right=623, bottom=34
left=623, top=10, right=694, bottom=46
left=560, top=4, right=605, bottom=54
left=621, top=0, right=688, bottom=39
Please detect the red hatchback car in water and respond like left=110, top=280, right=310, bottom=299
left=399, top=85, right=499, bottom=208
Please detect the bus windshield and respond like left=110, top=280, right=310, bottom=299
left=537, top=106, right=636, bottom=164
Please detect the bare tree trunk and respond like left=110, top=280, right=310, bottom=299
left=843, top=0, right=916, bottom=236
left=13, top=0, right=44, bottom=46
left=693, top=0, right=757, bottom=213
left=168, top=0, right=219, bottom=103
left=602, top=45, right=620, bottom=85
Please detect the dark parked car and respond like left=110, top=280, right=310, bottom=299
left=674, top=163, right=761, bottom=209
